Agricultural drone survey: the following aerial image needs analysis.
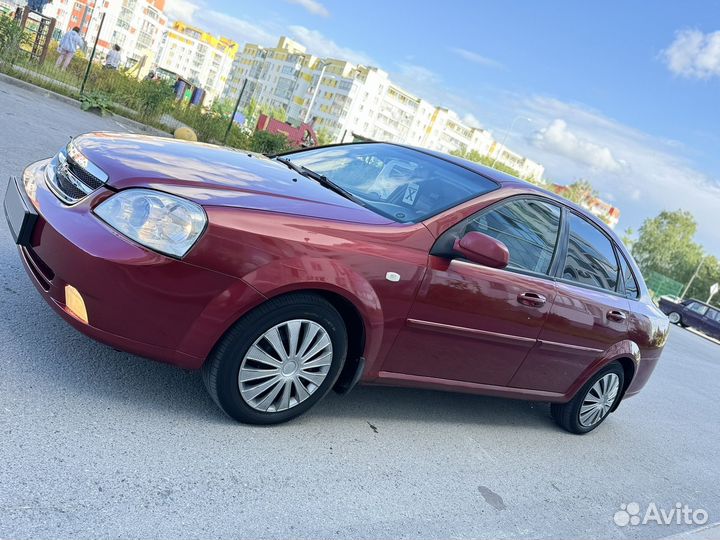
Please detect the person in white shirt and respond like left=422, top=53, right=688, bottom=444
left=55, top=27, right=84, bottom=71
left=104, top=44, right=121, bottom=70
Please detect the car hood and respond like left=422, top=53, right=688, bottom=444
left=73, top=132, right=393, bottom=225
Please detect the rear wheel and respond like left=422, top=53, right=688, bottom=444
left=551, top=363, right=624, bottom=434
left=202, top=293, right=347, bottom=424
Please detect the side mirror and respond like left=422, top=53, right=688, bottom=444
left=453, top=231, right=509, bottom=269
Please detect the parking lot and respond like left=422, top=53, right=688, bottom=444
left=1, top=78, right=719, bottom=540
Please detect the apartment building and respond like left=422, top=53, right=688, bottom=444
left=223, top=36, right=542, bottom=172
left=43, top=0, right=167, bottom=73
left=487, top=141, right=545, bottom=182
left=155, top=21, right=238, bottom=103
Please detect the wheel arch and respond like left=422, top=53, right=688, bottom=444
left=562, top=340, right=641, bottom=406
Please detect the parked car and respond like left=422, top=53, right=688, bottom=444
left=4, top=134, right=670, bottom=433
left=658, top=297, right=720, bottom=340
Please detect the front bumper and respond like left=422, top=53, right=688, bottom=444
left=4, top=160, right=266, bottom=369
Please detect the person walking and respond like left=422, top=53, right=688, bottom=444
left=104, top=44, right=121, bottom=70
left=55, top=27, right=84, bottom=71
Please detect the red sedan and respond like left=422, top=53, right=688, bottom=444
left=4, top=134, right=669, bottom=433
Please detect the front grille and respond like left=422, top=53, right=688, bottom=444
left=46, top=150, right=107, bottom=204
left=67, top=156, right=104, bottom=190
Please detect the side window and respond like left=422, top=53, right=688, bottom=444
left=686, top=302, right=709, bottom=316
left=465, top=198, right=561, bottom=274
left=707, top=309, right=720, bottom=323
left=563, top=213, right=619, bottom=292
left=618, top=251, right=639, bottom=298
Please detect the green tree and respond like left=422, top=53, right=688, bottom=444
left=686, top=256, right=720, bottom=307
left=631, top=210, right=703, bottom=285
left=315, top=128, right=334, bottom=146
left=561, top=179, right=597, bottom=205
left=620, top=227, right=635, bottom=250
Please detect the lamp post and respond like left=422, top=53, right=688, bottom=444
left=303, top=61, right=328, bottom=124
left=680, top=255, right=707, bottom=300
left=491, top=115, right=532, bottom=169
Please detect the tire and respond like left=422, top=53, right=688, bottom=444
left=551, top=363, right=624, bottom=434
left=668, top=312, right=683, bottom=326
left=202, top=293, right=347, bottom=424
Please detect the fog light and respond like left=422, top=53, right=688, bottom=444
left=65, top=285, right=88, bottom=324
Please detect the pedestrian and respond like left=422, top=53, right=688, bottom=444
left=104, top=44, right=121, bottom=70
left=55, top=26, right=84, bottom=71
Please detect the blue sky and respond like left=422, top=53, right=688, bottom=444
left=165, top=0, right=720, bottom=255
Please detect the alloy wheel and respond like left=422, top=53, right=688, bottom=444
left=578, top=373, right=620, bottom=427
left=238, top=319, right=333, bottom=413
left=668, top=312, right=681, bottom=324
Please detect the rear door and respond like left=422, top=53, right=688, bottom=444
left=510, top=211, right=630, bottom=394
left=383, top=196, right=562, bottom=386
left=682, top=301, right=709, bottom=328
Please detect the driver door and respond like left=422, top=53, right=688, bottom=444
left=383, top=197, right=562, bottom=386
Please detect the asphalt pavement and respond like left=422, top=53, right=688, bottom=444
left=1, top=78, right=719, bottom=540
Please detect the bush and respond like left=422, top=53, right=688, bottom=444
left=247, top=130, right=292, bottom=154
left=80, top=91, right=112, bottom=115
left=0, top=15, right=30, bottom=63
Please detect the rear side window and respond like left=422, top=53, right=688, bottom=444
left=687, top=302, right=709, bottom=316
left=563, top=213, right=619, bottom=292
left=707, top=309, right=720, bottom=323
left=618, top=251, right=639, bottom=298
left=465, top=198, right=561, bottom=274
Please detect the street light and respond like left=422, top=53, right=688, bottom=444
left=303, top=61, right=328, bottom=124
left=491, top=115, right=532, bottom=169
left=680, top=254, right=707, bottom=300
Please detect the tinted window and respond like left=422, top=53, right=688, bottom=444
left=707, top=309, right=720, bottom=323
left=465, top=199, right=561, bottom=274
left=563, top=214, right=619, bottom=291
left=285, top=144, right=497, bottom=223
left=618, top=251, right=639, bottom=298
left=687, top=302, right=709, bottom=316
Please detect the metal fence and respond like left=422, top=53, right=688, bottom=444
left=0, top=7, right=305, bottom=155
left=644, top=270, right=684, bottom=300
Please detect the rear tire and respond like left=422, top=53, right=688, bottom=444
left=202, top=293, right=347, bottom=424
left=551, top=363, right=624, bottom=434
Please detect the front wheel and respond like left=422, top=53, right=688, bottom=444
left=551, top=363, right=624, bottom=434
left=668, top=311, right=687, bottom=327
left=202, top=293, right=347, bottom=424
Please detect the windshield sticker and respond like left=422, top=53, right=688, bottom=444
left=402, top=183, right=419, bottom=205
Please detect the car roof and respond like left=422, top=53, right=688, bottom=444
left=687, top=299, right=718, bottom=309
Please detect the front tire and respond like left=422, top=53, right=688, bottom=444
left=202, top=293, right=347, bottom=424
left=551, top=363, right=624, bottom=434
left=668, top=311, right=684, bottom=326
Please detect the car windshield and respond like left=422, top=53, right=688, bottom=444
left=282, top=143, right=498, bottom=223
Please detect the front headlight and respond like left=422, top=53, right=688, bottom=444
left=94, top=189, right=207, bottom=258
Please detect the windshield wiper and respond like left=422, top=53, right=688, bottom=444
left=275, top=157, right=368, bottom=207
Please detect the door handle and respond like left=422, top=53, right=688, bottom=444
left=607, top=310, right=627, bottom=322
left=517, top=292, right=547, bottom=307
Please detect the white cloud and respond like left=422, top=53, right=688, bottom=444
left=449, top=47, right=503, bottom=69
left=662, top=29, right=720, bottom=78
left=164, top=0, right=199, bottom=21
left=287, top=0, right=330, bottom=17
left=533, top=119, right=625, bottom=173
left=498, top=95, right=720, bottom=252
left=396, top=63, right=442, bottom=87
left=462, top=113, right=482, bottom=128
left=288, top=25, right=373, bottom=65
left=163, top=0, right=277, bottom=46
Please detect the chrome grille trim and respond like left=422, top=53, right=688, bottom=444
left=45, top=149, right=108, bottom=204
